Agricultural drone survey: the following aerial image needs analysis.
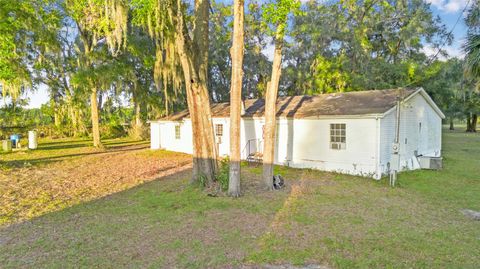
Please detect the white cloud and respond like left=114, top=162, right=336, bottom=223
left=261, top=43, right=275, bottom=62
left=425, top=0, right=472, bottom=13
left=421, top=43, right=464, bottom=61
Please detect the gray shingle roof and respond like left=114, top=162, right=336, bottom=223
left=158, top=88, right=418, bottom=121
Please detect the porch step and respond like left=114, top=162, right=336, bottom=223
left=247, top=152, right=263, bottom=163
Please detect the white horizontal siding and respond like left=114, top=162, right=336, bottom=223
left=150, top=91, right=442, bottom=180
left=150, top=122, right=161, bottom=149
left=379, top=93, right=442, bottom=175
left=289, top=118, right=378, bottom=177
left=150, top=117, right=379, bottom=178
left=158, top=121, right=193, bottom=154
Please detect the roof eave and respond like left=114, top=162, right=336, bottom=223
left=381, top=88, right=445, bottom=119
left=417, top=88, right=446, bottom=119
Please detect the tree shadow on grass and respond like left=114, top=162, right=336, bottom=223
left=37, top=139, right=91, bottom=146
left=0, top=164, right=294, bottom=268
left=0, top=165, right=194, bottom=229
left=1, top=143, right=149, bottom=168
left=37, top=139, right=147, bottom=151
left=37, top=143, right=93, bottom=151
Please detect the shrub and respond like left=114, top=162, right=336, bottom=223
left=128, top=123, right=149, bottom=140
left=100, top=124, right=127, bottom=139
left=216, top=157, right=230, bottom=192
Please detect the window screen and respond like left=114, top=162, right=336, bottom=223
left=175, top=125, right=181, bottom=139
left=215, top=124, right=223, bottom=137
left=330, top=123, right=346, bottom=150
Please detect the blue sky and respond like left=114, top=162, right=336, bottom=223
left=423, top=0, right=472, bottom=59
left=23, top=0, right=473, bottom=108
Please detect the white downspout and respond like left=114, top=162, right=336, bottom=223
left=375, top=116, right=381, bottom=180
left=390, top=97, right=401, bottom=187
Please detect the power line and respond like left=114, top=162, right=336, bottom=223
left=425, top=0, right=471, bottom=66
left=402, top=0, right=471, bottom=88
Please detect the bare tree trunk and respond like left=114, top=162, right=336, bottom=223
left=466, top=113, right=476, bottom=132
left=65, top=89, right=76, bottom=136
left=262, top=25, right=285, bottom=190
left=174, top=0, right=217, bottom=184
left=132, top=90, right=143, bottom=127
left=71, top=107, right=78, bottom=136
left=90, top=89, right=102, bottom=148
left=97, top=91, right=103, bottom=114
left=449, top=117, right=454, bottom=130
left=228, top=0, right=245, bottom=197
left=135, top=101, right=142, bottom=127
left=79, top=31, right=101, bottom=145
left=52, top=99, right=61, bottom=129
left=132, top=95, right=144, bottom=139
left=472, top=114, right=478, bottom=132
left=75, top=108, right=87, bottom=136
left=466, top=113, right=472, bottom=132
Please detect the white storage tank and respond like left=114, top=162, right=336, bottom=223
left=28, top=131, right=38, bottom=149
left=2, top=140, right=12, bottom=152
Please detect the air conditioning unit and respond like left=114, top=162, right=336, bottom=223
left=417, top=156, right=443, bottom=170
left=331, top=142, right=345, bottom=150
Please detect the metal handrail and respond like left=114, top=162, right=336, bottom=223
left=242, top=138, right=263, bottom=157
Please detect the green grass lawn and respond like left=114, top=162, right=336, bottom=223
left=0, top=130, right=479, bottom=268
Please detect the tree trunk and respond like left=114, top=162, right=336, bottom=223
left=90, top=89, right=102, bottom=148
left=472, top=114, right=478, bottom=132
left=71, top=107, right=78, bottom=137
left=466, top=113, right=477, bottom=132
left=54, top=110, right=61, bottom=129
left=262, top=25, right=285, bottom=190
left=75, top=108, right=87, bottom=136
left=174, top=0, right=217, bottom=184
left=79, top=31, right=101, bottom=145
left=449, top=117, right=454, bottom=130
left=132, top=90, right=142, bottom=127
left=52, top=99, right=61, bottom=129
left=135, top=101, right=142, bottom=127
left=228, top=0, right=245, bottom=197
left=132, top=95, right=144, bottom=139
left=97, top=91, right=103, bottom=114
left=65, top=90, right=76, bottom=136
left=466, top=113, right=472, bottom=132
left=164, top=85, right=169, bottom=117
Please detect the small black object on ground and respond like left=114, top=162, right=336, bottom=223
left=273, top=174, right=285, bottom=190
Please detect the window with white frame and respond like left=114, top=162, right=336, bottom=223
left=330, top=123, right=346, bottom=150
left=175, top=125, right=181, bottom=139
left=215, top=124, right=223, bottom=137
left=215, top=124, right=223, bottom=144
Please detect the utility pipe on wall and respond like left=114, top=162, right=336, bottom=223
left=390, top=95, right=401, bottom=187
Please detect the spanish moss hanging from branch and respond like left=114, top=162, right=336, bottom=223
left=131, top=0, right=183, bottom=116
left=67, top=0, right=128, bottom=56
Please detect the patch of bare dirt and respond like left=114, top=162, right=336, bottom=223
left=0, top=146, right=191, bottom=226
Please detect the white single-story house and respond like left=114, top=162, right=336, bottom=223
left=149, top=88, right=444, bottom=179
